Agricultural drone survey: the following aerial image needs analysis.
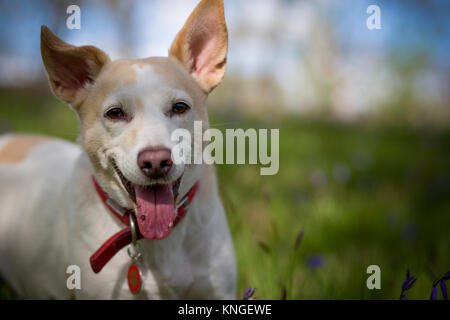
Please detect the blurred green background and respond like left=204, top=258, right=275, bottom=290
left=0, top=0, right=449, bottom=299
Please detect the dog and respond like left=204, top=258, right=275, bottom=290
left=0, top=0, right=236, bottom=299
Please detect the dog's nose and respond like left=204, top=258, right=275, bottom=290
left=137, top=147, right=173, bottom=179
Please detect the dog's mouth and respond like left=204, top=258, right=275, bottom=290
left=111, top=160, right=182, bottom=240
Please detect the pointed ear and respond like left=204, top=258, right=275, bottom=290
left=40, top=25, right=110, bottom=105
left=169, top=0, right=228, bottom=93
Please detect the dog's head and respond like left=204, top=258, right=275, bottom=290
left=40, top=0, right=228, bottom=240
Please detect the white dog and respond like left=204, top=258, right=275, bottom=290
left=0, top=0, right=236, bottom=299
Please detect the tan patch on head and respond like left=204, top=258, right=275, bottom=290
left=147, top=57, right=206, bottom=98
left=0, top=135, right=49, bottom=164
left=77, top=60, right=139, bottom=132
left=136, top=57, right=208, bottom=121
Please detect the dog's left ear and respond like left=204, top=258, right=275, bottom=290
left=41, top=25, right=110, bottom=106
left=169, top=0, right=228, bottom=93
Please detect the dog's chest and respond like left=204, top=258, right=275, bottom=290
left=139, top=236, right=197, bottom=298
left=92, top=238, right=205, bottom=299
left=73, top=206, right=205, bottom=299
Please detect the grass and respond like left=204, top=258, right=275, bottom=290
left=213, top=115, right=450, bottom=300
left=1, top=88, right=449, bottom=299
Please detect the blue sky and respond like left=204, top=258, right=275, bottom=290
left=0, top=0, right=448, bottom=115
left=0, top=0, right=448, bottom=77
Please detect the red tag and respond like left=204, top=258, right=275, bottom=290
left=127, top=264, right=141, bottom=294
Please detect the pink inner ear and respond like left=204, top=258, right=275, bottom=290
left=192, top=33, right=219, bottom=76
left=189, top=15, right=224, bottom=77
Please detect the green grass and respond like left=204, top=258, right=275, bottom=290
left=212, top=115, right=450, bottom=300
left=1, top=88, right=449, bottom=299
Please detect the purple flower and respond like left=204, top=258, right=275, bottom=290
left=442, top=271, right=450, bottom=281
left=306, top=254, right=325, bottom=270
left=440, top=281, right=447, bottom=300
left=400, top=269, right=417, bottom=300
left=432, top=270, right=450, bottom=300
left=243, top=287, right=256, bottom=300
left=402, top=276, right=417, bottom=291
left=430, top=286, right=438, bottom=300
left=430, top=270, right=450, bottom=300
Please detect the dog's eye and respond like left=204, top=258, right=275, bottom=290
left=171, top=102, right=190, bottom=115
left=105, top=107, right=127, bottom=121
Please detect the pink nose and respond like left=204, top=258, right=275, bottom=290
left=137, top=147, right=173, bottom=179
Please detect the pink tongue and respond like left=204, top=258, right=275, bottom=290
left=135, top=184, right=175, bottom=240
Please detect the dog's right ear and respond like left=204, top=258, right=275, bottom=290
left=169, top=0, right=228, bottom=94
left=40, top=25, right=110, bottom=105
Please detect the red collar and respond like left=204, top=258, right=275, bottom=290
left=89, top=177, right=199, bottom=273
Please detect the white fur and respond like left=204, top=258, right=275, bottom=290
left=1, top=0, right=236, bottom=298
left=0, top=63, right=237, bottom=299
left=0, top=132, right=236, bottom=299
